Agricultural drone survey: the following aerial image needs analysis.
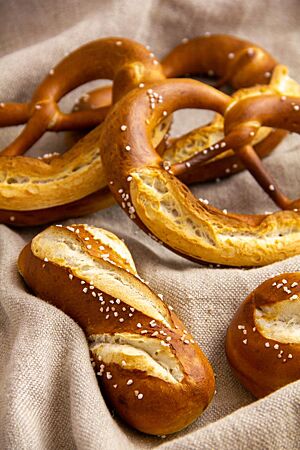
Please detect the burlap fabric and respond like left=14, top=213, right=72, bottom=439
left=0, top=1, right=299, bottom=448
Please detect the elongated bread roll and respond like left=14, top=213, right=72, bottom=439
left=18, top=224, right=215, bottom=435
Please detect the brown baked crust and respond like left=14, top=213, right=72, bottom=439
left=226, top=273, right=300, bottom=398
left=0, top=37, right=167, bottom=225
left=221, top=93, right=300, bottom=210
left=0, top=37, right=165, bottom=157
left=161, top=34, right=276, bottom=87
left=18, top=224, right=215, bottom=435
left=65, top=34, right=285, bottom=185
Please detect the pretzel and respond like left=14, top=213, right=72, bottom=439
left=162, top=34, right=277, bottom=87
left=163, top=64, right=295, bottom=184
left=99, top=78, right=300, bottom=267
left=3, top=62, right=297, bottom=227
left=0, top=35, right=286, bottom=226
left=226, top=273, right=300, bottom=398
left=18, top=224, right=215, bottom=435
left=176, top=64, right=300, bottom=182
left=0, top=38, right=172, bottom=226
left=0, top=38, right=295, bottom=228
left=68, top=34, right=285, bottom=183
left=216, top=91, right=300, bottom=211
left=0, top=37, right=165, bottom=157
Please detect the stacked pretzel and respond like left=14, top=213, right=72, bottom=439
left=1, top=34, right=300, bottom=267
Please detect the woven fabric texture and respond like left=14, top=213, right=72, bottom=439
left=0, top=1, right=299, bottom=449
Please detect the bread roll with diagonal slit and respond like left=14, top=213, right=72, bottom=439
left=18, top=224, right=215, bottom=435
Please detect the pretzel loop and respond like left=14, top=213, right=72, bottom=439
left=0, top=37, right=165, bottom=156
left=223, top=94, right=300, bottom=211
left=100, top=79, right=300, bottom=267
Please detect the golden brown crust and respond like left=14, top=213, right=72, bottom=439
left=99, top=78, right=300, bottom=267
left=18, top=224, right=215, bottom=435
left=226, top=273, right=300, bottom=398
left=67, top=35, right=284, bottom=185
left=1, top=187, right=114, bottom=227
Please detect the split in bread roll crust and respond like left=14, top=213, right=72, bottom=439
left=226, top=273, right=300, bottom=398
left=18, top=224, right=215, bottom=435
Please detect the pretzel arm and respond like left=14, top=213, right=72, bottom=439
left=225, top=95, right=300, bottom=135
left=171, top=127, right=254, bottom=177
left=234, top=145, right=290, bottom=209
left=223, top=94, right=300, bottom=209
left=1, top=101, right=57, bottom=156
left=0, top=102, right=30, bottom=126
left=161, top=35, right=276, bottom=88
left=172, top=130, right=286, bottom=185
left=50, top=107, right=110, bottom=131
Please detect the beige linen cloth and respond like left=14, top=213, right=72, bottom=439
left=0, top=0, right=300, bottom=448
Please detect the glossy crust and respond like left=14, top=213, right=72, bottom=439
left=0, top=37, right=165, bottom=157
left=99, top=78, right=300, bottom=267
left=67, top=34, right=285, bottom=185
left=18, top=224, right=215, bottom=435
left=161, top=34, right=276, bottom=87
left=1, top=187, right=114, bottom=227
left=222, top=93, right=300, bottom=210
left=226, top=273, right=300, bottom=398
left=167, top=64, right=300, bottom=183
left=0, top=37, right=167, bottom=225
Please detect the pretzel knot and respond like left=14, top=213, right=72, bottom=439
left=0, top=38, right=170, bottom=225
left=71, top=35, right=285, bottom=184
left=222, top=90, right=300, bottom=212
left=99, top=78, right=300, bottom=267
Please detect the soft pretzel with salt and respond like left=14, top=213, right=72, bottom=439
left=18, top=224, right=215, bottom=435
left=218, top=92, right=300, bottom=211
left=0, top=38, right=171, bottom=226
left=70, top=34, right=286, bottom=183
left=1, top=36, right=297, bottom=228
left=99, top=78, right=300, bottom=267
left=158, top=34, right=285, bottom=181
left=164, top=64, right=296, bottom=184
left=226, top=273, right=300, bottom=398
